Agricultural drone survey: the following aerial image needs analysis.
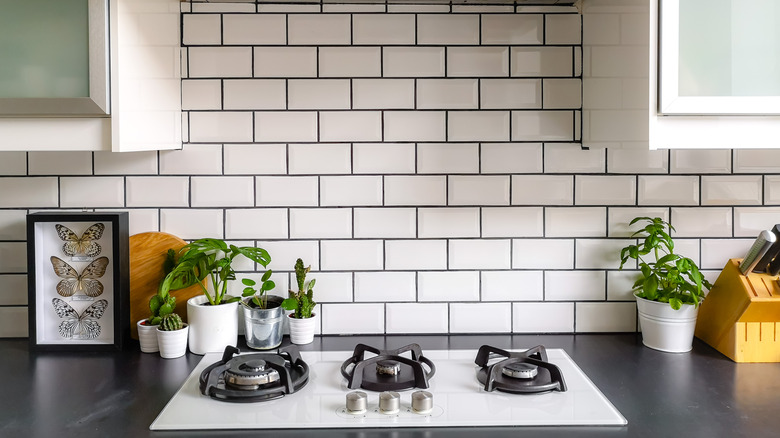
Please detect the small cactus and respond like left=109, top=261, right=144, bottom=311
left=160, top=313, right=183, bottom=331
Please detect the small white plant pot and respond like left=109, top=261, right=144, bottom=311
left=156, top=324, right=189, bottom=359
left=287, top=313, right=316, bottom=345
left=187, top=295, right=239, bottom=355
left=636, top=295, right=700, bottom=353
left=137, top=319, right=159, bottom=353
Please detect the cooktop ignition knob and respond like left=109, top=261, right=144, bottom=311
left=345, top=391, right=367, bottom=414
left=411, top=390, right=433, bottom=414
left=378, top=391, right=400, bottom=414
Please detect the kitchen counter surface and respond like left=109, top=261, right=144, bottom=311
left=2, top=334, right=779, bottom=438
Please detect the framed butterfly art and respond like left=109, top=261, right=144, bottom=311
left=27, top=212, right=130, bottom=351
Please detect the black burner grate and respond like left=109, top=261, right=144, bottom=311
left=475, top=345, right=567, bottom=394
left=340, top=343, right=436, bottom=391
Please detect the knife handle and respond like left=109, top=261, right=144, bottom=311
left=740, top=230, right=776, bottom=275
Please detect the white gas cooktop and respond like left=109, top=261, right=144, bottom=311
left=150, top=348, right=626, bottom=430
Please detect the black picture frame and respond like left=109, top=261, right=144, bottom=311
left=27, top=212, right=130, bottom=351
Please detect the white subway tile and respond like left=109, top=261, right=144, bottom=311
left=511, top=175, right=573, bottom=205
left=257, top=4, right=319, bottom=13
left=188, top=47, right=252, bottom=78
left=320, top=47, right=381, bottom=77
left=321, top=176, right=382, bottom=206
left=607, top=149, right=668, bottom=174
left=607, top=271, right=641, bottom=301
left=671, top=207, right=732, bottom=237
left=353, top=79, right=415, bottom=109
left=542, top=78, right=582, bottom=109
left=638, top=176, right=699, bottom=206
left=160, top=144, right=223, bottom=175
left=671, top=239, right=702, bottom=266
left=448, top=47, right=509, bottom=77
left=545, top=207, right=606, bottom=237
left=481, top=270, right=543, bottom=301
left=607, top=207, right=669, bottom=237
left=191, top=176, right=254, bottom=207
left=256, top=176, right=318, bottom=207
left=160, top=209, right=223, bottom=239
left=0, top=242, right=26, bottom=273
left=481, top=79, right=541, bottom=109
left=417, top=79, right=478, bottom=109
left=449, top=176, right=509, bottom=206
left=450, top=302, right=511, bottom=333
left=418, top=207, right=480, bottom=238
left=583, top=77, right=622, bottom=110
left=28, top=151, right=92, bottom=175
left=224, top=144, right=287, bottom=175
left=734, top=207, right=780, bottom=238
left=545, top=270, right=605, bottom=301
left=512, top=238, right=574, bottom=269
left=482, top=14, right=542, bottom=44
left=0, top=307, right=28, bottom=337
left=288, top=79, right=350, bottom=110
left=546, top=14, right=581, bottom=44
left=126, top=177, right=189, bottom=207
left=511, top=47, right=572, bottom=77
left=0, top=152, right=26, bottom=175
left=353, top=143, right=416, bottom=174
left=288, top=14, right=350, bottom=45
left=290, top=208, right=352, bottom=238
left=587, top=110, right=648, bottom=144
left=320, top=112, right=383, bottom=142
left=123, top=209, right=159, bottom=235
left=222, top=14, right=286, bottom=45
left=734, top=149, right=780, bottom=173
left=355, top=271, right=416, bottom=302
left=257, top=240, right=320, bottom=272
left=189, top=112, right=253, bottom=143
left=700, top=239, right=751, bottom=270
left=482, top=207, right=543, bottom=238
left=0, top=211, right=26, bottom=240
left=481, top=143, right=542, bottom=174
left=670, top=150, right=731, bottom=174
left=0, top=275, right=27, bottom=305
left=384, top=111, right=446, bottom=142
left=384, top=176, right=446, bottom=206
left=418, top=143, right=479, bottom=174
left=182, top=14, right=221, bottom=45
left=512, top=111, right=573, bottom=141
left=419, top=271, right=479, bottom=301
left=354, top=208, right=416, bottom=238
left=225, top=208, right=288, bottom=239
left=386, top=303, right=448, bottom=334
left=254, top=47, right=317, bottom=78
left=544, top=143, right=605, bottom=173
left=94, top=151, right=157, bottom=175
left=224, top=79, right=286, bottom=110
left=60, top=177, right=124, bottom=208
left=701, top=176, right=762, bottom=206
left=583, top=13, right=620, bottom=45
left=575, top=175, right=636, bottom=205
left=255, top=112, right=318, bottom=143
left=385, top=240, right=447, bottom=270
left=765, top=176, right=780, bottom=204
left=322, top=304, right=384, bottom=335
left=513, top=302, right=573, bottom=333
left=418, top=14, right=479, bottom=44
left=576, top=239, right=630, bottom=269
left=448, top=111, right=510, bottom=142
left=321, top=240, right=384, bottom=270
left=353, top=14, right=415, bottom=45
left=576, top=302, right=636, bottom=332
left=308, top=272, right=353, bottom=303
left=383, top=47, right=445, bottom=77
left=590, top=46, right=646, bottom=78
left=288, top=143, right=351, bottom=175
left=449, top=239, right=511, bottom=269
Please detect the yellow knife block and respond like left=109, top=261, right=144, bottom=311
left=695, top=259, right=780, bottom=362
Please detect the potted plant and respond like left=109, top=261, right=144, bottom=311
left=240, top=271, right=284, bottom=350
left=282, top=258, right=317, bottom=345
left=156, top=313, right=189, bottom=359
left=160, top=238, right=272, bottom=355
left=137, top=250, right=177, bottom=353
left=619, top=217, right=713, bottom=353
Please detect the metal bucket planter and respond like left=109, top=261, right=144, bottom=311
left=636, top=295, right=699, bottom=353
left=242, top=295, right=284, bottom=350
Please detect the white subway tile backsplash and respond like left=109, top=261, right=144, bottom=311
left=385, top=240, right=447, bottom=270
left=255, top=112, right=318, bottom=143
left=417, top=79, right=478, bottom=109
left=543, top=79, right=582, bottom=109
left=354, top=208, right=416, bottom=238
left=224, top=144, right=287, bottom=175
left=60, top=177, right=124, bottom=208
left=94, top=151, right=157, bottom=176
left=607, top=271, right=640, bottom=301
left=0, top=307, right=27, bottom=337
left=545, top=207, right=606, bottom=237
left=671, top=207, right=732, bottom=237
left=222, top=14, right=286, bottom=45
left=321, top=240, right=383, bottom=270
left=353, top=14, right=415, bottom=45
left=288, top=79, right=350, bottom=110
left=576, top=302, right=636, bottom=332
left=126, top=177, right=189, bottom=207
left=448, top=176, right=509, bottom=206
left=734, top=149, right=780, bottom=173
left=320, top=112, right=383, bottom=142
left=383, top=47, right=445, bottom=77
left=254, top=47, right=317, bottom=77
left=182, top=14, right=221, bottom=45
left=546, top=14, right=581, bottom=44
left=481, top=79, right=541, bottom=109
left=701, top=176, right=762, bottom=206
left=575, top=239, right=629, bottom=269
left=545, top=270, right=605, bottom=301
left=0, top=275, right=27, bottom=305
left=765, top=176, right=780, bottom=205
left=191, top=176, right=254, bottom=207
left=257, top=240, right=320, bottom=271
left=0, top=242, right=26, bottom=273
left=289, top=143, right=351, bottom=175
left=290, top=208, right=352, bottom=238
left=450, top=302, right=511, bottom=333
left=638, top=176, right=699, bottom=206
left=512, top=111, right=573, bottom=141
left=482, top=207, right=543, bottom=237
left=0, top=211, right=26, bottom=240
left=417, top=143, right=479, bottom=174
left=544, top=144, right=605, bottom=173
left=512, top=175, right=574, bottom=205
left=321, top=176, right=382, bottom=207
left=511, top=47, right=572, bottom=77
left=319, top=47, right=381, bottom=77
left=256, top=176, right=318, bottom=207
left=482, top=14, right=542, bottom=44
left=28, top=152, right=92, bottom=175
left=288, top=14, right=351, bottom=45
left=700, top=239, right=751, bottom=270
left=189, top=112, right=253, bottom=143
left=225, top=208, right=288, bottom=239
left=386, top=303, right=448, bottom=334
left=734, top=207, right=780, bottom=238
left=384, top=176, right=446, bottom=206
left=418, top=208, right=480, bottom=238
left=513, top=302, right=574, bottom=333
left=160, top=208, right=223, bottom=239
left=419, top=271, right=479, bottom=301
left=123, top=209, right=160, bottom=235
left=224, top=80, right=286, bottom=110
left=384, top=111, right=446, bottom=142
left=512, top=238, right=574, bottom=269
left=353, top=143, right=416, bottom=174
left=448, top=47, right=509, bottom=77
left=322, top=304, right=384, bottom=335
left=188, top=47, right=252, bottom=78
left=353, top=79, right=415, bottom=109
left=670, top=150, right=731, bottom=174
left=606, top=149, right=668, bottom=174
left=607, top=207, right=669, bottom=237
left=0, top=152, right=26, bottom=175
left=575, top=175, right=636, bottom=205
left=481, top=270, right=543, bottom=301
left=448, top=111, right=510, bottom=142
left=355, top=271, right=416, bottom=302
left=160, top=145, right=223, bottom=175
left=481, top=143, right=542, bottom=174
left=417, top=14, right=479, bottom=45
left=449, top=239, right=511, bottom=269
left=310, top=272, right=353, bottom=303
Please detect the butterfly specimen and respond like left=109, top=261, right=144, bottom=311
left=55, top=223, right=105, bottom=257
left=50, top=256, right=109, bottom=298
left=51, top=298, right=108, bottom=339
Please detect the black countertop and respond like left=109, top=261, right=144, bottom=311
left=3, top=334, right=779, bottom=438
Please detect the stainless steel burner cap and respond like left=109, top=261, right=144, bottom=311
left=225, top=359, right=281, bottom=388
left=376, top=360, right=401, bottom=376
left=502, top=362, right=538, bottom=379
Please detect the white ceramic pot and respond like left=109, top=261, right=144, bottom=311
left=287, top=313, right=316, bottom=345
left=137, top=319, right=159, bottom=353
left=156, top=324, right=189, bottom=359
left=636, top=295, right=700, bottom=353
left=187, top=295, right=239, bottom=355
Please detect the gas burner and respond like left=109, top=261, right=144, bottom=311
left=340, top=343, right=436, bottom=391
left=199, top=345, right=309, bottom=403
left=475, top=345, right=567, bottom=394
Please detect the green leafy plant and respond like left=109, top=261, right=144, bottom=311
left=159, top=238, right=272, bottom=306
left=145, top=249, right=177, bottom=325
left=159, top=313, right=184, bottom=331
left=282, top=258, right=316, bottom=319
left=241, top=270, right=277, bottom=309
left=619, top=217, right=712, bottom=310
